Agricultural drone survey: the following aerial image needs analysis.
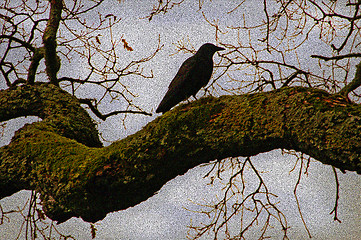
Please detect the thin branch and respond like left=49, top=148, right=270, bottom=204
left=330, top=166, right=342, bottom=223
left=261, top=0, right=271, bottom=52
left=145, top=0, right=185, bottom=21
left=281, top=70, right=304, bottom=88
left=0, top=35, right=36, bottom=52
left=331, top=1, right=360, bottom=52
left=79, top=98, right=152, bottom=121
left=188, top=156, right=288, bottom=239
left=293, top=155, right=312, bottom=238
left=338, top=60, right=361, bottom=96
left=311, top=53, right=361, bottom=61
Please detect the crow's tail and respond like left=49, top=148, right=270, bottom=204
left=156, top=90, right=186, bottom=113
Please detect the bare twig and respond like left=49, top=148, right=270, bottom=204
left=0, top=191, right=75, bottom=239
left=293, top=154, right=312, bottom=238
left=338, top=61, right=361, bottom=96
left=145, top=0, right=185, bottom=21
left=330, top=166, right=342, bottom=223
left=188, top=157, right=288, bottom=239
left=80, top=98, right=152, bottom=121
left=311, top=53, right=361, bottom=61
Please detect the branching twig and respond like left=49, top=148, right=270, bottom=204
left=338, top=61, right=361, bottom=97
left=330, top=166, right=342, bottom=223
left=188, top=157, right=288, bottom=239
left=293, top=154, right=312, bottom=238
left=282, top=70, right=306, bottom=88
left=145, top=0, right=185, bottom=21
left=0, top=191, right=75, bottom=239
left=79, top=98, right=152, bottom=121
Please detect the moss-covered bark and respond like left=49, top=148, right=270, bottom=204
left=0, top=83, right=360, bottom=223
left=43, top=0, right=62, bottom=85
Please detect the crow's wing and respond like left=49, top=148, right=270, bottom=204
left=167, top=56, right=197, bottom=93
left=156, top=56, right=197, bottom=113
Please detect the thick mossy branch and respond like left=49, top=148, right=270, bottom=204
left=0, top=83, right=102, bottom=148
left=1, top=84, right=361, bottom=223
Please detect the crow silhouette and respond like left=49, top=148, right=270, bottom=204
left=156, top=43, right=225, bottom=113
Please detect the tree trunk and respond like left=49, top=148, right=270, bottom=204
left=0, top=83, right=360, bottom=223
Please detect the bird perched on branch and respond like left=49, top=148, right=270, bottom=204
left=156, top=43, right=225, bottom=113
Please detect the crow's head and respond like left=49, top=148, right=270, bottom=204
left=197, top=43, right=225, bottom=58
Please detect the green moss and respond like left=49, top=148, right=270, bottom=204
left=1, top=84, right=361, bottom=223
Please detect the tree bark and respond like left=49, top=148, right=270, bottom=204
left=0, top=83, right=360, bottom=223
left=43, top=0, right=62, bottom=85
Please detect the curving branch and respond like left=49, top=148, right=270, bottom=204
left=338, top=61, right=361, bottom=97
left=311, top=53, right=361, bottom=61
left=0, top=83, right=361, bottom=224
left=79, top=98, right=152, bottom=120
left=0, top=35, right=36, bottom=52
left=27, top=47, right=45, bottom=84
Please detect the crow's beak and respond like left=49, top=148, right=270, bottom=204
left=216, top=46, right=225, bottom=51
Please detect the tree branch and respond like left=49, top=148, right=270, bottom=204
left=0, top=35, right=36, bottom=52
left=27, top=48, right=45, bottom=84
left=330, top=166, right=341, bottom=223
left=311, top=53, right=361, bottom=61
left=338, top=61, right=361, bottom=96
left=281, top=70, right=305, bottom=88
left=1, top=84, right=361, bottom=224
left=43, top=0, right=63, bottom=85
left=79, top=98, right=152, bottom=120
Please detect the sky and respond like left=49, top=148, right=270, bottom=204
left=1, top=0, right=361, bottom=239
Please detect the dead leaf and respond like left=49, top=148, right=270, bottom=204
left=122, top=39, right=133, bottom=51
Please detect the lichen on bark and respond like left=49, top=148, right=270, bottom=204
left=0, top=83, right=361, bottom=223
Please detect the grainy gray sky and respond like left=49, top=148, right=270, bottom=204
left=1, top=1, right=361, bottom=239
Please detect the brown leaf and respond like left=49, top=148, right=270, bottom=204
left=90, top=223, right=97, bottom=239
left=95, top=35, right=101, bottom=44
left=122, top=39, right=133, bottom=51
left=36, top=209, right=46, bottom=220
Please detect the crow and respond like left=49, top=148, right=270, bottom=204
left=156, top=43, right=225, bottom=113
